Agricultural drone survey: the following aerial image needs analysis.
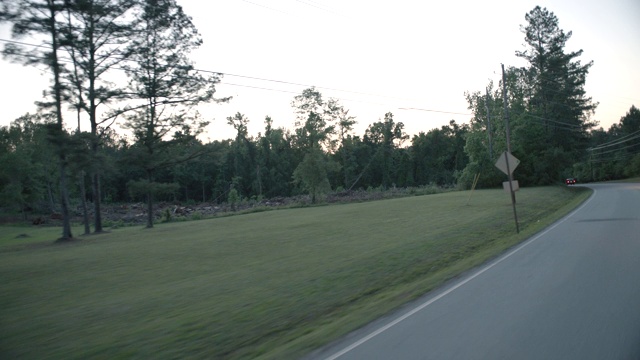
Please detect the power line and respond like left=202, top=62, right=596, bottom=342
left=1, top=36, right=631, bottom=131
left=588, top=129, right=640, bottom=150
left=398, top=108, right=470, bottom=116
left=4, top=49, right=467, bottom=118
left=0, top=37, right=475, bottom=118
left=195, top=67, right=433, bottom=104
left=0, top=38, right=440, bottom=104
left=589, top=149, right=640, bottom=163
left=590, top=140, right=640, bottom=156
left=497, top=65, right=629, bottom=117
left=239, top=0, right=288, bottom=14
left=522, top=113, right=583, bottom=129
left=292, top=0, right=338, bottom=14
left=3, top=37, right=634, bottom=123
left=222, top=82, right=302, bottom=95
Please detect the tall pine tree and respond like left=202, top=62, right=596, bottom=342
left=123, top=0, right=228, bottom=228
left=515, top=6, right=597, bottom=183
left=1, top=0, right=74, bottom=240
left=60, top=0, right=138, bottom=233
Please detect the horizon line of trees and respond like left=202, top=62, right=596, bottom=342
left=1, top=3, right=639, bottom=240
left=0, top=107, right=471, bottom=205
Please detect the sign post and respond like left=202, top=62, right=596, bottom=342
left=495, top=150, right=520, bottom=233
left=497, top=63, right=520, bottom=233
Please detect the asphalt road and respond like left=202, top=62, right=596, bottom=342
left=308, top=183, right=640, bottom=360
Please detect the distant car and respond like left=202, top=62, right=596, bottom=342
left=565, top=178, right=577, bottom=185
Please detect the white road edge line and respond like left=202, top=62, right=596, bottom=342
left=323, top=187, right=596, bottom=360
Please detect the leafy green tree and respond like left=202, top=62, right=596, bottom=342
left=619, top=105, right=640, bottom=136
left=257, top=117, right=296, bottom=197
left=326, top=98, right=357, bottom=188
left=0, top=114, right=56, bottom=217
left=462, top=66, right=558, bottom=187
left=292, top=87, right=336, bottom=150
left=171, top=139, right=223, bottom=202
left=293, top=147, right=336, bottom=203
left=412, top=120, right=469, bottom=186
left=227, top=186, right=239, bottom=211
left=122, top=0, right=228, bottom=228
left=291, top=88, right=338, bottom=200
left=95, top=128, right=130, bottom=203
left=364, top=112, right=408, bottom=187
left=226, top=112, right=259, bottom=196
left=333, top=135, right=374, bottom=190
left=619, top=106, right=640, bottom=178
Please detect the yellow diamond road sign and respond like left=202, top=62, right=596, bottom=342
left=495, top=151, right=520, bottom=175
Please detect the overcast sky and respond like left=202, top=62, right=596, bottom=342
left=0, top=0, right=638, bottom=142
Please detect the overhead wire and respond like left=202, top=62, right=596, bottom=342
left=522, top=113, right=583, bottom=128
left=498, top=66, right=633, bottom=124
left=588, top=149, right=640, bottom=163
left=239, top=0, right=288, bottom=14
left=195, top=67, right=436, bottom=104
left=486, top=72, right=608, bottom=129
left=0, top=38, right=399, bottom=101
left=3, top=37, right=633, bottom=118
left=588, top=129, right=640, bottom=150
left=398, top=107, right=470, bottom=116
left=0, top=37, right=473, bottom=118
left=292, top=0, right=338, bottom=14
left=0, top=37, right=633, bottom=127
left=590, top=140, right=640, bottom=156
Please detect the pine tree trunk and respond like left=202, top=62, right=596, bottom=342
left=146, top=171, right=154, bottom=228
left=79, top=171, right=90, bottom=235
left=46, top=180, right=56, bottom=213
left=146, top=189, right=154, bottom=228
left=92, top=172, right=103, bottom=232
left=47, top=0, right=72, bottom=241
left=342, top=146, right=349, bottom=188
left=59, top=159, right=73, bottom=240
left=256, top=164, right=262, bottom=197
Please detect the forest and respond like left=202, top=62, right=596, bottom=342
left=0, top=2, right=638, bottom=239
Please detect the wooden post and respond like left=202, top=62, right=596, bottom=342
left=502, top=64, right=519, bottom=233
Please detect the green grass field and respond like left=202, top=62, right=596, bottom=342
left=0, top=186, right=590, bottom=359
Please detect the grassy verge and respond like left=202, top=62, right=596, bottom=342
left=0, top=224, right=89, bottom=250
left=606, top=177, right=640, bottom=183
left=0, top=186, right=591, bottom=359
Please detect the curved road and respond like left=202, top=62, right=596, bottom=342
left=308, top=183, right=640, bottom=360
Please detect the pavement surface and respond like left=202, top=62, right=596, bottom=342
left=307, top=183, right=640, bottom=360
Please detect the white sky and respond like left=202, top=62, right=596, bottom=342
left=0, top=0, right=638, bottom=142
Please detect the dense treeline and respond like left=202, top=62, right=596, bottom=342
left=0, top=110, right=470, bottom=207
left=0, top=3, right=638, bottom=238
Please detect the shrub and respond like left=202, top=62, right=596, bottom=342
left=228, top=188, right=239, bottom=211
left=161, top=208, right=172, bottom=223
left=190, top=211, right=203, bottom=221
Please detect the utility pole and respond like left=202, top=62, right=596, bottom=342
left=502, top=64, right=519, bottom=233
left=589, top=149, right=594, bottom=181
left=485, top=87, right=493, bottom=160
